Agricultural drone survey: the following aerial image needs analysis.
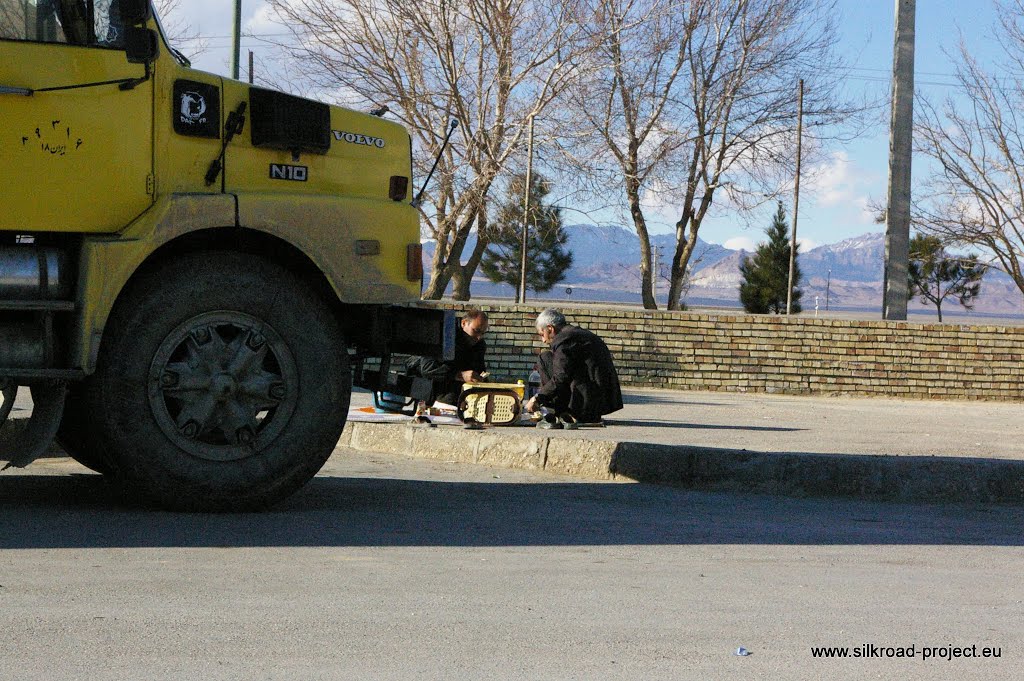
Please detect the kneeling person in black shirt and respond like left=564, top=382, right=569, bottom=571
left=407, top=308, right=488, bottom=406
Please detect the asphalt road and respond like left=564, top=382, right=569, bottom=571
left=1, top=449, right=1022, bottom=680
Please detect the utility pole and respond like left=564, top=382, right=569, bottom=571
left=652, top=245, right=659, bottom=306
left=231, top=0, right=242, bottom=80
left=825, top=268, right=831, bottom=311
left=517, top=114, right=535, bottom=305
left=883, top=0, right=916, bottom=320
left=786, top=79, right=804, bottom=315
left=248, top=50, right=254, bottom=84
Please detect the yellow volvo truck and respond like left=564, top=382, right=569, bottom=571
left=0, top=0, right=452, bottom=510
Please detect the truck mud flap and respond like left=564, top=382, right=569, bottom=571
left=0, top=381, right=67, bottom=469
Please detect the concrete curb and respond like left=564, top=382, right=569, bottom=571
left=343, top=421, right=1024, bottom=504
left=8, top=413, right=1022, bottom=504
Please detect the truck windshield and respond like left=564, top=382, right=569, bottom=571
left=0, top=0, right=123, bottom=48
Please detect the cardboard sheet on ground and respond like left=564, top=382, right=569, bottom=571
left=347, top=406, right=463, bottom=426
left=347, top=405, right=536, bottom=427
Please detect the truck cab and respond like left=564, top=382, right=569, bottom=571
left=0, top=0, right=451, bottom=510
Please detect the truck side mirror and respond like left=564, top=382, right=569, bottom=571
left=124, top=26, right=158, bottom=64
left=120, top=0, right=153, bottom=25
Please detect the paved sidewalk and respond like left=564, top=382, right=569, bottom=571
left=352, top=388, right=1024, bottom=460
left=346, top=387, right=1024, bottom=503
left=5, top=387, right=1024, bottom=503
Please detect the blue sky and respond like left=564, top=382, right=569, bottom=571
left=170, top=0, right=1005, bottom=251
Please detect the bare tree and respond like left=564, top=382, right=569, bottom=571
left=0, top=0, right=203, bottom=53
left=0, top=2, right=26, bottom=40
left=565, top=0, right=853, bottom=309
left=154, top=0, right=208, bottom=58
left=264, top=0, right=583, bottom=300
left=914, top=1, right=1024, bottom=295
left=558, top=0, right=698, bottom=309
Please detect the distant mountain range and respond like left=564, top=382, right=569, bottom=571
left=423, top=225, right=1024, bottom=317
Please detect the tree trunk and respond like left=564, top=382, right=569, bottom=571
left=936, top=301, right=943, bottom=323
left=449, top=204, right=491, bottom=301
left=637, top=234, right=655, bottom=310
left=666, top=238, right=697, bottom=310
left=666, top=213, right=698, bottom=310
left=450, top=268, right=471, bottom=301
left=422, top=214, right=455, bottom=299
left=422, top=210, right=481, bottom=300
left=626, top=176, right=657, bottom=309
left=423, top=261, right=454, bottom=300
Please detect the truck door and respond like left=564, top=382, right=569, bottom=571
left=0, top=0, right=154, bottom=234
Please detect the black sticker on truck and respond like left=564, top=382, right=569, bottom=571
left=173, top=80, right=221, bottom=138
left=270, top=164, right=308, bottom=182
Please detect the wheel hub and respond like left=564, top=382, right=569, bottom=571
left=211, top=373, right=237, bottom=401
left=148, top=311, right=299, bottom=462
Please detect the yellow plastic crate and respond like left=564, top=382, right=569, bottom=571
left=459, top=382, right=524, bottom=425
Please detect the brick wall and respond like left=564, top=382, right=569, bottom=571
left=431, top=303, right=1024, bottom=402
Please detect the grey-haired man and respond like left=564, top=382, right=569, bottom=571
left=523, top=309, right=623, bottom=425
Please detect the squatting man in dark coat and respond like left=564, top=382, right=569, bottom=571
left=523, top=308, right=623, bottom=425
left=406, top=308, right=489, bottom=405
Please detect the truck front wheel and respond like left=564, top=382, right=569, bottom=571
left=87, top=251, right=350, bottom=511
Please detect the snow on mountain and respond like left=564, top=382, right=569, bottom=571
left=421, top=226, right=1024, bottom=314
left=800, top=232, right=886, bottom=283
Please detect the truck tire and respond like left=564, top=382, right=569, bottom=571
left=56, top=383, right=114, bottom=475
left=86, top=251, right=351, bottom=511
left=0, top=381, right=15, bottom=425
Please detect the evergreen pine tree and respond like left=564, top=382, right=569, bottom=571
left=480, top=172, right=573, bottom=293
left=908, top=233, right=986, bottom=322
left=739, top=202, right=802, bottom=313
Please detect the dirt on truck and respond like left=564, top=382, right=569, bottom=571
left=0, top=0, right=453, bottom=510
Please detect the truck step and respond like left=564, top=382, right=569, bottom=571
left=0, top=369, right=85, bottom=380
left=0, top=300, right=75, bottom=312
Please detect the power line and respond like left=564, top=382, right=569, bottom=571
left=169, top=37, right=1024, bottom=84
left=176, top=31, right=294, bottom=40
left=174, top=32, right=1024, bottom=93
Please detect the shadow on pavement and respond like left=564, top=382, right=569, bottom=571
left=1, top=472, right=1022, bottom=550
left=622, top=393, right=729, bottom=408
left=613, top=420, right=803, bottom=432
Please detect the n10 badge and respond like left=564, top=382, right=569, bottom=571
left=269, top=164, right=308, bottom=182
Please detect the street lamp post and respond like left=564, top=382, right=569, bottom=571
left=786, top=79, right=804, bottom=315
left=517, top=114, right=535, bottom=305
